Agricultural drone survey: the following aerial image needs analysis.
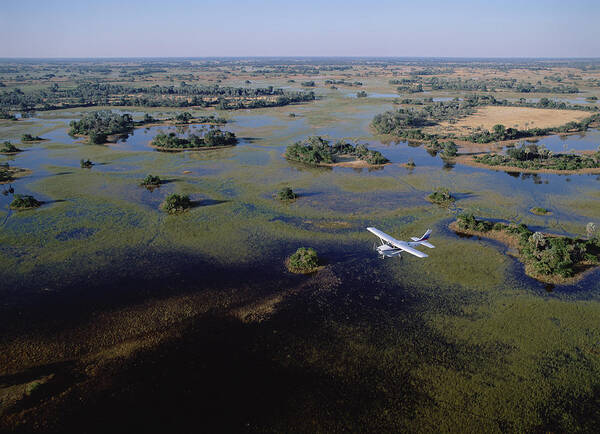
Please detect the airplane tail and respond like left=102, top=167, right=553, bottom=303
left=410, top=229, right=435, bottom=248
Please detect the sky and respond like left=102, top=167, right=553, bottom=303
left=1, top=0, right=599, bottom=58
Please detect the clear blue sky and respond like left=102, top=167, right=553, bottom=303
left=2, top=0, right=599, bottom=58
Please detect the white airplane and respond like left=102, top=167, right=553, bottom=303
left=367, top=227, right=434, bottom=259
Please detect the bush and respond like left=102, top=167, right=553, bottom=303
left=287, top=247, right=319, bottom=273
left=175, top=112, right=193, bottom=123
left=88, top=130, right=108, bottom=145
left=530, top=207, right=550, bottom=215
left=21, top=133, right=43, bottom=141
left=427, top=187, right=455, bottom=206
left=277, top=187, right=297, bottom=201
left=141, top=174, right=161, bottom=187
left=161, top=193, right=192, bottom=214
left=10, top=194, right=41, bottom=210
left=80, top=159, right=93, bottom=168
left=442, top=141, right=458, bottom=157
left=356, top=91, right=368, bottom=98
left=1, top=141, right=21, bottom=153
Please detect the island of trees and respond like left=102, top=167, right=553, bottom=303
left=471, top=143, right=600, bottom=172
left=151, top=129, right=237, bottom=151
left=451, top=214, right=600, bottom=284
left=69, top=111, right=135, bottom=144
left=285, top=136, right=389, bottom=166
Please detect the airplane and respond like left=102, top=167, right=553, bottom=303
left=367, top=227, right=434, bottom=259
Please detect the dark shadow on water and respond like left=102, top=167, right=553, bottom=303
left=193, top=199, right=229, bottom=208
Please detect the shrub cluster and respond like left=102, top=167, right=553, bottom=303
left=285, top=136, right=388, bottom=165
left=161, top=193, right=192, bottom=214
left=10, top=194, right=41, bottom=210
left=287, top=247, right=319, bottom=273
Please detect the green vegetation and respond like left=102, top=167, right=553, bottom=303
left=0, top=164, right=12, bottom=182
left=396, top=84, right=424, bottom=93
left=286, top=247, right=319, bottom=273
left=455, top=214, right=600, bottom=280
left=141, top=174, right=161, bottom=188
left=277, top=187, right=297, bottom=201
left=0, top=109, right=16, bottom=120
left=285, top=136, right=389, bottom=166
left=1, top=83, right=315, bottom=111
left=80, top=159, right=93, bottom=168
left=21, top=133, right=43, bottom=141
left=301, top=81, right=315, bottom=87
left=465, top=117, right=599, bottom=143
left=473, top=143, right=600, bottom=171
left=427, top=187, right=455, bottom=206
left=69, top=110, right=134, bottom=144
left=175, top=112, right=193, bottom=123
left=425, top=77, right=579, bottom=93
left=0, top=141, right=21, bottom=153
left=372, top=100, right=600, bottom=144
left=427, top=141, right=458, bottom=158
left=161, top=193, right=192, bottom=214
left=530, top=207, right=551, bottom=215
left=325, top=79, right=362, bottom=86
left=356, top=91, right=368, bottom=98
left=152, top=129, right=237, bottom=150
left=10, top=194, right=42, bottom=210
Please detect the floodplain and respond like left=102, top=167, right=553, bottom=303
left=1, top=58, right=600, bottom=432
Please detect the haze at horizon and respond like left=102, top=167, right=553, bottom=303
left=1, top=0, right=599, bottom=58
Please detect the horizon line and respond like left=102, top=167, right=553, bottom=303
left=1, top=56, right=600, bottom=61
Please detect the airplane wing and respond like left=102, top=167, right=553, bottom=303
left=367, top=227, right=428, bottom=258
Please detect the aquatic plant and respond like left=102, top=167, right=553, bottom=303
left=287, top=247, right=319, bottom=273
left=161, top=193, right=192, bottom=214
left=10, top=194, right=42, bottom=210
